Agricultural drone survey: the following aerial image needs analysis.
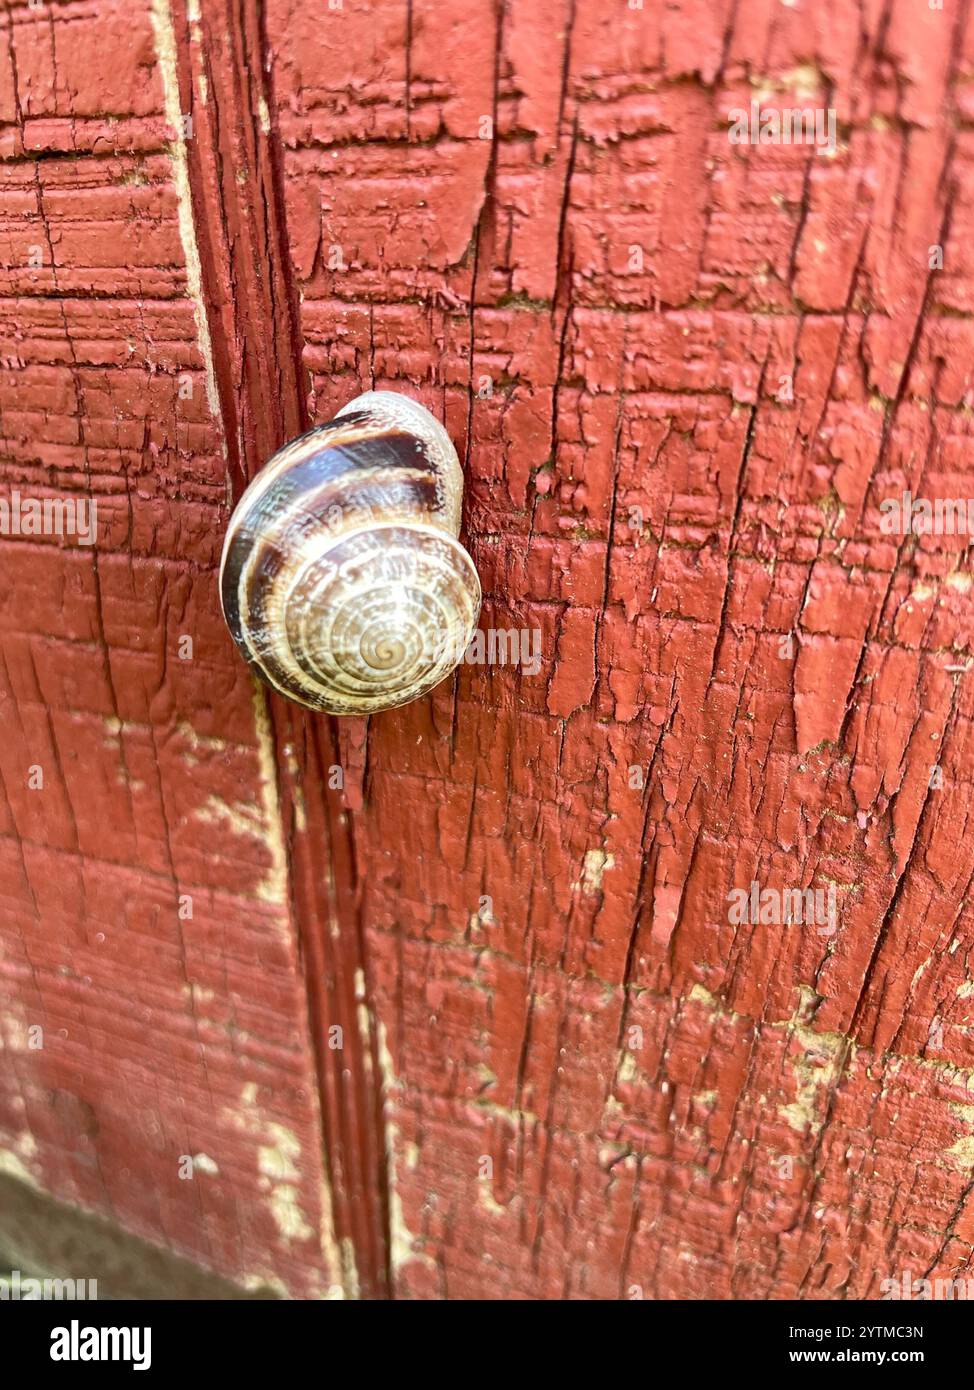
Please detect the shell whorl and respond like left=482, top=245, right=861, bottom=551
left=220, top=391, right=482, bottom=716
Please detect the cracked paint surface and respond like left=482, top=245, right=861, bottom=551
left=0, top=0, right=341, bottom=1300
left=281, top=0, right=974, bottom=1298
left=2, top=0, right=974, bottom=1303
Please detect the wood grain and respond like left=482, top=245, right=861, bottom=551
left=0, top=0, right=343, bottom=1299
left=3, top=0, right=974, bottom=1301
left=271, top=0, right=974, bottom=1297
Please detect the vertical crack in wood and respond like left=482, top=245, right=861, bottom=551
left=165, top=0, right=391, bottom=1298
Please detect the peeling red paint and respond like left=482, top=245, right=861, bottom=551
left=2, top=0, right=974, bottom=1303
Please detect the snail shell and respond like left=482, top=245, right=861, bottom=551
left=220, top=391, right=482, bottom=715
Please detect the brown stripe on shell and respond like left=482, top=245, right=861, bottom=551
left=227, top=469, right=443, bottom=655
left=219, top=391, right=480, bottom=715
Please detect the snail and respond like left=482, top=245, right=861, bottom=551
left=220, top=391, right=482, bottom=715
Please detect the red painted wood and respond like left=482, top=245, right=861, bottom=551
left=3, top=0, right=974, bottom=1301
left=0, top=0, right=342, bottom=1299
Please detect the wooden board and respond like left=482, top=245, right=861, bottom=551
left=2, top=0, right=974, bottom=1300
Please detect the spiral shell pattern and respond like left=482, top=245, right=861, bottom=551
left=220, top=392, right=482, bottom=715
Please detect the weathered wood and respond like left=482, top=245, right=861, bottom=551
left=271, top=0, right=974, bottom=1298
left=3, top=0, right=974, bottom=1302
left=165, top=0, right=392, bottom=1299
left=0, top=0, right=343, bottom=1299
